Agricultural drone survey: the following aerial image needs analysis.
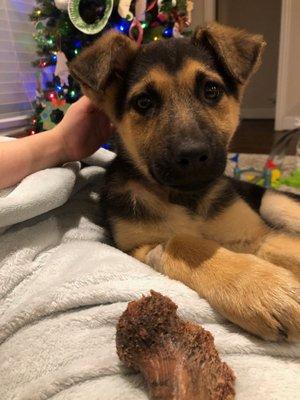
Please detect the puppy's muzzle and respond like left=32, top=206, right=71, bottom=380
left=175, top=142, right=210, bottom=170
left=150, top=136, right=226, bottom=190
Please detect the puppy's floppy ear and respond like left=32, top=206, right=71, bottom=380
left=69, top=30, right=138, bottom=99
left=192, top=22, right=266, bottom=84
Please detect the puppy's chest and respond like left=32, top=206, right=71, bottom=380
left=128, top=184, right=210, bottom=237
left=123, top=183, right=266, bottom=251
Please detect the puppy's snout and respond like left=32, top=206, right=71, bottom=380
left=175, top=143, right=210, bottom=169
left=150, top=131, right=227, bottom=190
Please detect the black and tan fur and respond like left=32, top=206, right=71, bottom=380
left=70, top=23, right=300, bottom=342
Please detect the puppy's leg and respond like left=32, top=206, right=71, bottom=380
left=133, top=234, right=300, bottom=342
left=256, top=233, right=300, bottom=277
left=260, top=190, right=300, bottom=234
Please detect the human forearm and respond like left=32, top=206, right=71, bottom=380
left=0, top=130, right=66, bottom=190
left=0, top=96, right=112, bottom=190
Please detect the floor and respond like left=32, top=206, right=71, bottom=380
left=229, top=119, right=276, bottom=154
left=229, top=119, right=298, bottom=155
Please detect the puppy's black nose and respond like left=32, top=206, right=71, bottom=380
left=175, top=143, right=210, bottom=169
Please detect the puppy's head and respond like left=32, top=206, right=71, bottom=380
left=69, top=24, right=265, bottom=190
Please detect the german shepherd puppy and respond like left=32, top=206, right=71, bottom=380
left=70, top=23, right=300, bottom=342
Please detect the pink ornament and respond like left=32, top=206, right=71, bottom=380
left=157, top=12, right=167, bottom=23
left=129, top=18, right=144, bottom=46
left=146, top=0, right=157, bottom=11
left=135, top=0, right=147, bottom=21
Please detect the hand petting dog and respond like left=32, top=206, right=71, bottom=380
left=0, top=96, right=113, bottom=190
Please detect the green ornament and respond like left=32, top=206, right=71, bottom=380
left=35, top=21, right=44, bottom=31
left=50, top=108, right=64, bottom=124
left=41, top=102, right=70, bottom=130
left=68, top=0, right=114, bottom=35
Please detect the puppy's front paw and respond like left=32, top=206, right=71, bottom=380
left=146, top=244, right=165, bottom=273
left=224, top=267, right=300, bottom=342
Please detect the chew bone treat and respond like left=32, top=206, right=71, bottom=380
left=116, top=291, right=235, bottom=400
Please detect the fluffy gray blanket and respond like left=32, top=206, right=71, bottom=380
left=0, top=146, right=299, bottom=400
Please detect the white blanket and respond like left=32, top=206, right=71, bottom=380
left=0, top=147, right=299, bottom=400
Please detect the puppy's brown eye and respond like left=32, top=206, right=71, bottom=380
left=203, top=81, right=223, bottom=103
left=135, top=95, right=154, bottom=113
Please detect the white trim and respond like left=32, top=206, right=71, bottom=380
left=281, top=116, right=300, bottom=130
left=203, top=0, right=216, bottom=23
left=0, top=126, right=27, bottom=137
left=0, top=114, right=30, bottom=124
left=0, top=114, right=31, bottom=131
left=241, top=108, right=275, bottom=119
left=275, top=0, right=292, bottom=131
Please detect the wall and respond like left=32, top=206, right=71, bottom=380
left=276, top=0, right=300, bottom=130
left=217, top=0, right=282, bottom=119
left=287, top=1, right=300, bottom=117
left=191, top=0, right=205, bottom=27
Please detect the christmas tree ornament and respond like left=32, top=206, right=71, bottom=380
left=68, top=0, right=113, bottom=34
left=118, top=0, right=134, bottom=20
left=30, top=0, right=189, bottom=133
left=129, top=18, right=144, bottom=46
left=116, top=17, right=131, bottom=34
left=135, top=0, right=146, bottom=21
left=54, top=51, right=69, bottom=86
left=157, top=0, right=164, bottom=9
left=51, top=97, right=66, bottom=107
left=41, top=101, right=70, bottom=130
left=172, top=9, right=189, bottom=37
left=147, top=0, right=157, bottom=12
left=157, top=12, right=168, bottom=23
left=186, top=0, right=194, bottom=24
left=163, top=25, right=173, bottom=38
left=54, top=0, right=68, bottom=10
left=35, top=73, right=46, bottom=107
left=51, top=53, right=58, bottom=63
left=172, top=21, right=182, bottom=38
left=34, top=30, right=49, bottom=47
left=35, top=21, right=44, bottom=31
left=50, top=108, right=64, bottom=123
left=157, top=0, right=176, bottom=11
left=48, top=91, right=56, bottom=100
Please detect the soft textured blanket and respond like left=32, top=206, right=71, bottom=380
left=0, top=146, right=299, bottom=400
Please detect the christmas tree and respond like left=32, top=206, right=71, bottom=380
left=28, top=0, right=193, bottom=136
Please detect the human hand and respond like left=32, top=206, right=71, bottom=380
left=54, top=96, right=114, bottom=162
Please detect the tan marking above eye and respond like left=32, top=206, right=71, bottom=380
left=128, top=67, right=173, bottom=99
left=128, top=59, right=226, bottom=105
left=176, top=59, right=225, bottom=88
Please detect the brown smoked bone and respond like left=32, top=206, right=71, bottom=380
left=116, top=291, right=235, bottom=400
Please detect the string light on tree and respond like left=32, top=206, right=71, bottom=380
left=163, top=26, right=173, bottom=38
left=48, top=92, right=56, bottom=100
left=55, top=84, right=63, bottom=92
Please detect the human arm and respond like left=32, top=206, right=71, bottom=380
left=0, top=96, right=113, bottom=190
